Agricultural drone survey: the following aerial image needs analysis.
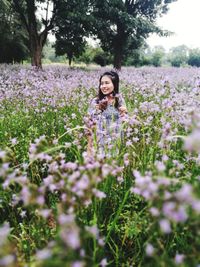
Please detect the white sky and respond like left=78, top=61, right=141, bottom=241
left=147, top=0, right=200, bottom=51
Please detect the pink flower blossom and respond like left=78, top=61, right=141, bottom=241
left=174, top=253, right=185, bottom=265
left=0, top=222, right=11, bottom=246
left=36, top=248, right=52, bottom=260
left=60, top=227, right=80, bottom=249
left=145, top=243, right=155, bottom=256
left=58, top=214, right=75, bottom=225
left=38, top=209, right=51, bottom=219
left=100, top=258, right=108, bottom=267
left=149, top=207, right=160, bottom=217
left=86, top=225, right=99, bottom=238
left=71, top=261, right=84, bottom=267
left=0, top=255, right=15, bottom=266
left=159, top=219, right=171, bottom=233
left=92, top=189, right=106, bottom=199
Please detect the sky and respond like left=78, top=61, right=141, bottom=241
left=147, top=0, right=200, bottom=51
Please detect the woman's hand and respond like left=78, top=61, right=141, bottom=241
left=96, top=98, right=108, bottom=111
left=119, top=106, right=127, bottom=116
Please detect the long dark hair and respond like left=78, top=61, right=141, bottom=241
left=97, top=71, right=120, bottom=109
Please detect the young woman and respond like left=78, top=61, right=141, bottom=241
left=87, top=71, right=127, bottom=157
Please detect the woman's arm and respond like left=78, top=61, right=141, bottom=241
left=118, top=94, right=127, bottom=116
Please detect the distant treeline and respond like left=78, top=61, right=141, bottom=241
left=43, top=43, right=200, bottom=68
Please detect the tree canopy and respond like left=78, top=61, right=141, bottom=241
left=54, top=0, right=91, bottom=66
left=0, top=0, right=177, bottom=69
left=91, top=0, right=176, bottom=69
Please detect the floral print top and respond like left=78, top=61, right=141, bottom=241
left=88, top=94, right=126, bottom=155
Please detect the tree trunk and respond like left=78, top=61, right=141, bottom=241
left=113, top=25, right=126, bottom=70
left=29, top=27, right=47, bottom=69
left=69, top=57, right=72, bottom=67
left=67, top=52, right=73, bottom=67
left=113, top=49, right=123, bottom=70
left=31, top=42, right=42, bottom=68
left=12, top=0, right=55, bottom=70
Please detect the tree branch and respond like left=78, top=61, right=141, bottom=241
left=39, top=1, right=58, bottom=47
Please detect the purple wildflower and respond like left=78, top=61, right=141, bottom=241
left=145, top=243, right=155, bottom=256
left=159, top=219, right=171, bottom=233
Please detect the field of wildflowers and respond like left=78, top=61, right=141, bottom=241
left=0, top=64, right=200, bottom=267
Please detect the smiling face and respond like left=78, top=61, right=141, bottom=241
left=100, top=75, right=114, bottom=95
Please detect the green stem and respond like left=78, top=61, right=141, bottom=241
left=106, top=189, right=130, bottom=242
left=58, top=125, right=87, bottom=140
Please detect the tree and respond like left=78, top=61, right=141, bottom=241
left=76, top=44, right=97, bottom=65
left=151, top=46, right=165, bottom=67
left=92, top=0, right=176, bottom=70
left=168, top=45, right=189, bottom=67
left=0, top=0, right=29, bottom=63
left=11, top=0, right=59, bottom=68
left=125, top=44, right=151, bottom=66
left=43, top=41, right=66, bottom=63
left=54, top=0, right=91, bottom=66
left=93, top=48, right=112, bottom=66
left=188, top=48, right=200, bottom=67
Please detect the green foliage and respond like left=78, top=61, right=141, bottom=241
left=125, top=45, right=152, bottom=67
left=151, top=46, right=165, bottom=67
left=93, top=49, right=112, bottom=67
left=125, top=45, right=166, bottom=67
left=187, top=48, right=200, bottom=67
left=76, top=45, right=96, bottom=65
left=75, top=45, right=112, bottom=66
left=168, top=45, right=189, bottom=67
left=42, top=42, right=67, bottom=63
left=54, top=0, right=91, bottom=66
left=0, top=0, right=29, bottom=63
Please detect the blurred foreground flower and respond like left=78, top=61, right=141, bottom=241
left=0, top=255, right=15, bottom=266
left=159, top=219, right=171, bottom=233
left=35, top=249, right=52, bottom=260
left=0, top=223, right=11, bottom=246
left=174, top=253, right=185, bottom=265
left=145, top=243, right=155, bottom=256
left=184, top=128, right=200, bottom=153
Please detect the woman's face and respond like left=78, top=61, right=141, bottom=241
left=100, top=75, right=114, bottom=95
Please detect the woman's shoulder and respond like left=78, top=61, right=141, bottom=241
left=116, top=93, right=126, bottom=106
left=117, top=93, right=124, bottom=99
